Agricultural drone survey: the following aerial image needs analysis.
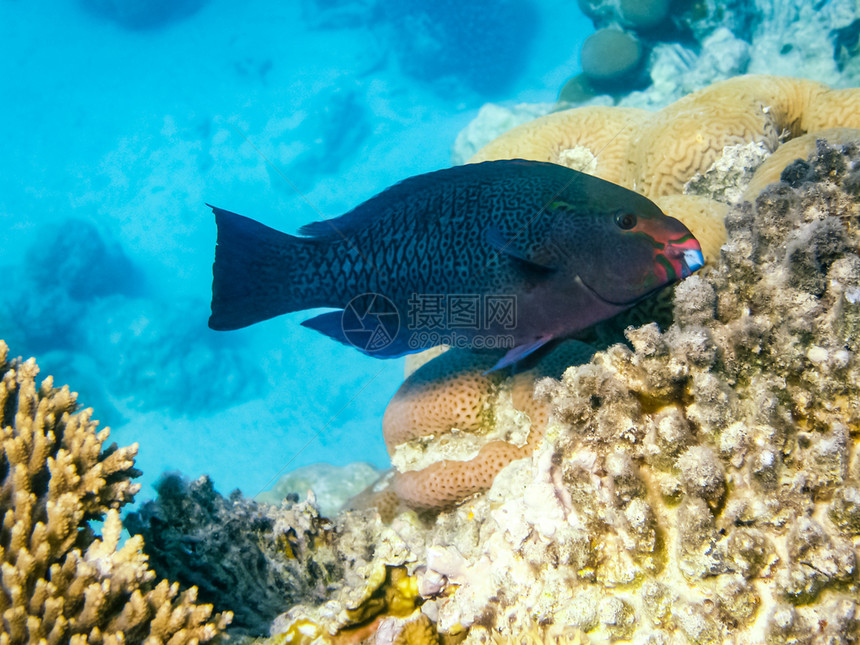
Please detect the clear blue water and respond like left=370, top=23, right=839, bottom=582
left=0, top=0, right=591, bottom=501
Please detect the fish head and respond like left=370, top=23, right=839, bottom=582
left=553, top=189, right=704, bottom=306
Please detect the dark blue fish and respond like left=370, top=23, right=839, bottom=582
left=209, top=160, right=703, bottom=369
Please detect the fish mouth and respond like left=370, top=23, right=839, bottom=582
left=663, top=237, right=705, bottom=280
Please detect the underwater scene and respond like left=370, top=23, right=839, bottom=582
left=2, top=0, right=860, bottom=642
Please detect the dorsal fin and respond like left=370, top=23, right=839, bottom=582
left=298, top=159, right=575, bottom=239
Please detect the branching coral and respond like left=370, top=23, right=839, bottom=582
left=0, top=340, right=230, bottom=643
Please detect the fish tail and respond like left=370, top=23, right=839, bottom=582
left=208, top=205, right=313, bottom=330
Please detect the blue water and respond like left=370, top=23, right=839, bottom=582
left=0, top=0, right=591, bottom=501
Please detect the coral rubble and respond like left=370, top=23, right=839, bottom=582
left=0, top=340, right=229, bottom=643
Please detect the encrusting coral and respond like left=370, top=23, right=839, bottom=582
left=412, top=137, right=860, bottom=644
left=0, top=340, right=230, bottom=643
left=381, top=75, right=860, bottom=511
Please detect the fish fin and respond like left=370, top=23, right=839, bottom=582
left=297, top=160, right=575, bottom=240
left=485, top=335, right=555, bottom=373
left=485, top=226, right=556, bottom=273
left=209, top=205, right=309, bottom=330
left=301, top=310, right=411, bottom=358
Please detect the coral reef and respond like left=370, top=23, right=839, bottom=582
left=572, top=0, right=860, bottom=107
left=271, top=130, right=860, bottom=645
left=0, top=340, right=229, bottom=643
left=126, top=474, right=343, bottom=636
left=457, top=4, right=860, bottom=161
left=396, top=77, right=859, bottom=510
left=255, top=462, right=382, bottom=517
left=472, top=75, right=860, bottom=199
left=571, top=0, right=674, bottom=95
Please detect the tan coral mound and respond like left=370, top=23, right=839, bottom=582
left=385, top=343, right=593, bottom=509
left=743, top=127, right=860, bottom=199
left=469, top=106, right=651, bottom=186
left=0, top=340, right=230, bottom=644
left=471, top=75, right=860, bottom=199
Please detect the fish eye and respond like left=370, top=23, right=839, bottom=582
left=615, top=212, right=637, bottom=230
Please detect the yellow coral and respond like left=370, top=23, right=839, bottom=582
left=743, top=127, right=860, bottom=200
left=394, top=613, right=439, bottom=645
left=623, top=75, right=826, bottom=197
left=470, top=75, right=860, bottom=201
left=271, top=566, right=423, bottom=645
left=469, top=106, right=651, bottom=186
left=0, top=340, right=230, bottom=643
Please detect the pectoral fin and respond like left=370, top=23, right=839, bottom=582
left=485, top=335, right=555, bottom=373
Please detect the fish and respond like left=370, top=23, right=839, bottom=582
left=209, top=159, right=704, bottom=370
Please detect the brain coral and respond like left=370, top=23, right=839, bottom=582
left=0, top=340, right=230, bottom=643
left=472, top=75, right=860, bottom=197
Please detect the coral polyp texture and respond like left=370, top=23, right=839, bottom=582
left=0, top=340, right=230, bottom=644
left=471, top=74, right=860, bottom=209
left=384, top=342, right=595, bottom=510
left=274, top=135, right=860, bottom=645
